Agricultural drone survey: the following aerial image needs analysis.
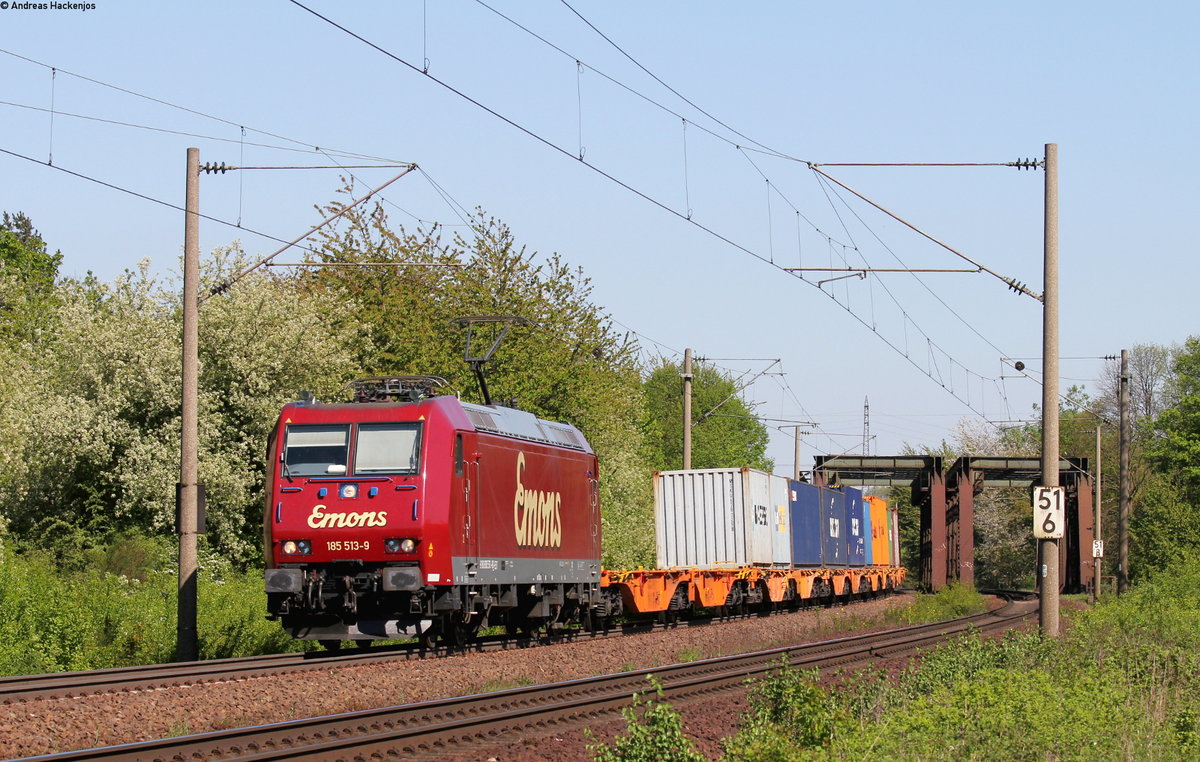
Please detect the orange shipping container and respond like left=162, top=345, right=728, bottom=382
left=866, top=496, right=891, bottom=566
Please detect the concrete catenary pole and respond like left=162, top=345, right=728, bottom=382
left=793, top=427, right=803, bottom=482
left=177, top=147, right=200, bottom=662
left=1118, top=348, right=1131, bottom=594
left=1039, top=142, right=1060, bottom=637
left=682, top=348, right=694, bottom=470
left=1093, top=425, right=1102, bottom=603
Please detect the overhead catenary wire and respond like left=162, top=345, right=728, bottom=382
left=470, top=0, right=796, bottom=162
left=7, top=16, right=1051, bottom=446
left=808, top=163, right=1041, bottom=301
left=0, top=97, right=394, bottom=160
left=0, top=48, right=398, bottom=164
left=204, top=166, right=418, bottom=301
left=286, top=1, right=1016, bottom=425
left=9, top=18, right=1026, bottom=428
left=0, top=66, right=466, bottom=230
left=0, top=145, right=312, bottom=252
left=805, top=170, right=1005, bottom=418
left=815, top=173, right=1015, bottom=360
left=556, top=0, right=801, bottom=163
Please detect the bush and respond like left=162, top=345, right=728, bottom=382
left=894, top=582, right=988, bottom=625
left=723, top=659, right=851, bottom=761
left=0, top=535, right=307, bottom=676
left=586, top=677, right=705, bottom=762
left=720, top=554, right=1200, bottom=759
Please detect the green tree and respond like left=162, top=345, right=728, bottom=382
left=641, top=359, right=772, bottom=472
left=0, top=211, right=61, bottom=291
left=1146, top=337, right=1200, bottom=491
left=1134, top=336, right=1200, bottom=577
left=0, top=250, right=363, bottom=564
left=0, top=211, right=62, bottom=343
left=306, top=199, right=657, bottom=568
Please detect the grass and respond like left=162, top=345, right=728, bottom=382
left=728, top=555, right=1200, bottom=760
left=473, top=677, right=535, bottom=694
left=889, top=582, right=988, bottom=625
left=0, top=535, right=309, bottom=676
left=594, top=563, right=1200, bottom=760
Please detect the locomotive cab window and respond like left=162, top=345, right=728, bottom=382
left=355, top=422, right=422, bottom=474
left=283, top=424, right=350, bottom=476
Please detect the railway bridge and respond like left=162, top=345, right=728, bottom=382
left=813, top=455, right=1094, bottom=594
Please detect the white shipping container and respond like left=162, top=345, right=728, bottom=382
left=655, top=468, right=791, bottom=569
left=767, top=474, right=792, bottom=565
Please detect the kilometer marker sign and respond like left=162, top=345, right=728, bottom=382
left=1033, top=486, right=1066, bottom=539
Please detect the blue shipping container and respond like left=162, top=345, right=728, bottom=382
left=819, top=486, right=847, bottom=567
left=846, top=488, right=866, bottom=567
left=789, top=481, right=822, bottom=566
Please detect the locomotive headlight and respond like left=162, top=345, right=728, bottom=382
left=339, top=483, right=358, bottom=499
left=385, top=538, right=417, bottom=554
left=281, top=540, right=312, bottom=555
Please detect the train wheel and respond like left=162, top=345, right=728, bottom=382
left=445, top=613, right=482, bottom=648
left=504, top=611, right=532, bottom=638
left=318, top=639, right=342, bottom=651
left=419, top=622, right=441, bottom=650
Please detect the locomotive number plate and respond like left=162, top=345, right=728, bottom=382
left=327, top=540, right=370, bottom=551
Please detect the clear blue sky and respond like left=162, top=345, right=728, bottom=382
left=2, top=1, right=1196, bottom=472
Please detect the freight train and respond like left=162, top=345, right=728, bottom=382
left=263, top=377, right=904, bottom=648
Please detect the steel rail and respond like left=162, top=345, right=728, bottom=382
left=1, top=594, right=892, bottom=704
left=20, top=600, right=1033, bottom=761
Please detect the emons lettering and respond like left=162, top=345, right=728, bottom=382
left=307, top=504, right=388, bottom=529
left=513, top=452, right=562, bottom=548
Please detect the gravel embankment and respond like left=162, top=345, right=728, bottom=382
left=1, top=595, right=920, bottom=760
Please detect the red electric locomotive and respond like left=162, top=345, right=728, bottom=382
left=263, top=376, right=607, bottom=647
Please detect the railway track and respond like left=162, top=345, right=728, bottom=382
left=19, top=598, right=1035, bottom=761
left=1, top=594, right=902, bottom=705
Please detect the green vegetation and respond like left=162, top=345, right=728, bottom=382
left=820, top=556, right=1200, bottom=760
left=586, top=677, right=706, bottom=762
left=676, top=646, right=704, bottom=662
left=892, top=582, right=987, bottom=624
left=588, top=555, right=1200, bottom=760
left=722, top=660, right=849, bottom=761
left=891, top=338, right=1200, bottom=591
left=0, top=533, right=305, bottom=675
left=641, top=359, right=773, bottom=473
left=0, top=206, right=778, bottom=671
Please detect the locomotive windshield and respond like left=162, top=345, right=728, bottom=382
left=281, top=422, right=422, bottom=478
left=283, top=424, right=349, bottom=476
left=355, top=422, right=422, bottom=474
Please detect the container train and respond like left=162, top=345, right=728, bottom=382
left=263, top=377, right=904, bottom=647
